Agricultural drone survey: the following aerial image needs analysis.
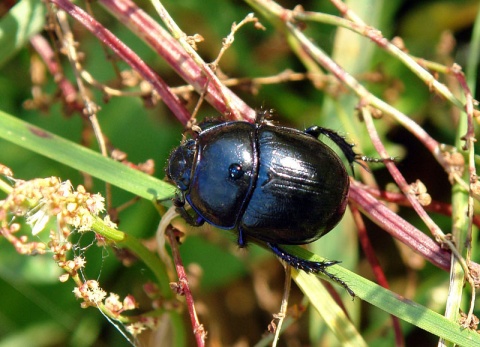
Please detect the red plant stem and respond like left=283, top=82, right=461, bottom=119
left=49, top=0, right=192, bottom=125
left=350, top=203, right=404, bottom=347
left=356, top=183, right=480, bottom=229
left=99, top=0, right=257, bottom=123
left=350, top=204, right=390, bottom=287
left=361, top=109, right=448, bottom=247
left=29, top=34, right=84, bottom=114
left=350, top=182, right=480, bottom=276
left=349, top=183, right=452, bottom=271
left=166, top=226, right=205, bottom=347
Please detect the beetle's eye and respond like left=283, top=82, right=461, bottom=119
left=228, top=163, right=244, bottom=180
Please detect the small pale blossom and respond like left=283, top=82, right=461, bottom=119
left=74, top=256, right=86, bottom=269
left=57, top=180, right=73, bottom=197
left=64, top=260, right=76, bottom=270
left=105, top=293, right=123, bottom=312
left=73, top=287, right=82, bottom=299
left=126, top=322, right=147, bottom=336
left=86, top=286, right=107, bottom=304
left=4, top=177, right=107, bottom=237
left=123, top=295, right=138, bottom=311
left=77, top=213, right=94, bottom=232
left=87, top=194, right=105, bottom=214
left=66, top=202, right=77, bottom=212
left=142, top=316, right=158, bottom=329
left=73, top=281, right=107, bottom=305
left=59, top=273, right=70, bottom=282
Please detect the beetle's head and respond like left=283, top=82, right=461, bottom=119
left=166, top=139, right=196, bottom=191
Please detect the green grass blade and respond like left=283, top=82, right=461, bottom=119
left=294, top=270, right=367, bottom=346
left=467, top=1, right=480, bottom=94
left=0, top=109, right=175, bottom=200
left=286, top=246, right=480, bottom=346
left=0, top=0, right=46, bottom=67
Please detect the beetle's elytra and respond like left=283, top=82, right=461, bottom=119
left=167, top=111, right=358, bottom=296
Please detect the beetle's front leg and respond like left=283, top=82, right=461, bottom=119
left=173, top=192, right=205, bottom=227
left=267, top=242, right=355, bottom=297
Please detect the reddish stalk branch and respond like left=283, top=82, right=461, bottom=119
left=49, top=0, right=192, bottom=124
left=29, top=34, right=84, bottom=114
left=350, top=183, right=450, bottom=272
left=350, top=203, right=404, bottom=347
left=99, top=0, right=256, bottom=123
left=166, top=226, right=206, bottom=347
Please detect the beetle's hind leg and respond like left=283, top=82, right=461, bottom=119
left=267, top=243, right=355, bottom=297
left=305, top=126, right=357, bottom=168
left=305, top=126, right=395, bottom=175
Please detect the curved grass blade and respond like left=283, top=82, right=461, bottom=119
left=0, top=109, right=175, bottom=201
left=286, top=246, right=480, bottom=347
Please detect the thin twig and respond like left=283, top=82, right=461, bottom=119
left=49, top=0, right=193, bottom=124
left=29, top=34, right=84, bottom=113
left=55, top=11, right=106, bottom=154
left=321, top=2, right=464, bottom=108
left=285, top=21, right=441, bottom=153
left=188, top=12, right=262, bottom=123
left=272, top=264, right=292, bottom=347
left=210, top=13, right=262, bottom=69
left=449, top=64, right=477, bottom=328
left=150, top=0, right=243, bottom=121
left=360, top=107, right=474, bottom=283
left=99, top=0, right=256, bottom=123
left=355, top=183, right=480, bottom=229
left=166, top=225, right=206, bottom=347
left=350, top=182, right=451, bottom=272
left=54, top=9, right=114, bottom=209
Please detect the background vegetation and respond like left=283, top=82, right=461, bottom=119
left=0, top=0, right=480, bottom=346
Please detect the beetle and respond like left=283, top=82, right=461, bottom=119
left=166, top=110, right=363, bottom=296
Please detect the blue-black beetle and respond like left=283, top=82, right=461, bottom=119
left=166, top=111, right=360, bottom=296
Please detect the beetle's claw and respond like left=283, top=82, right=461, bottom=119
left=267, top=243, right=355, bottom=298
left=175, top=206, right=205, bottom=227
left=173, top=198, right=184, bottom=208
left=173, top=191, right=186, bottom=207
left=237, top=227, right=247, bottom=248
left=310, top=263, right=356, bottom=298
left=173, top=193, right=206, bottom=226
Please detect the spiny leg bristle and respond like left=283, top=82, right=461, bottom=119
left=267, top=243, right=355, bottom=297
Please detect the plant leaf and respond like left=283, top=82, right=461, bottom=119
left=287, top=246, right=480, bottom=347
left=0, top=0, right=46, bottom=67
left=0, top=109, right=175, bottom=200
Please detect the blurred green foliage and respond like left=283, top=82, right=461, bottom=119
left=0, top=0, right=479, bottom=346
